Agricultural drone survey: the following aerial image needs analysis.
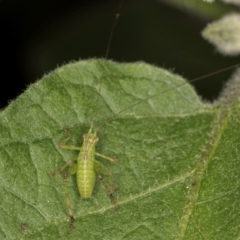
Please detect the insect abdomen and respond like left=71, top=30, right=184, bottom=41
left=77, top=155, right=96, bottom=199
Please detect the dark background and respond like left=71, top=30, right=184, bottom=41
left=1, top=0, right=240, bottom=109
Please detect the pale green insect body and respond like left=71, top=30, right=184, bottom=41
left=59, top=126, right=116, bottom=200
left=53, top=126, right=117, bottom=231
left=77, top=129, right=98, bottom=198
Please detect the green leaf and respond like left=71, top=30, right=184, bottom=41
left=1, top=60, right=240, bottom=239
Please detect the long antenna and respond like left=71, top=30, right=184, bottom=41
left=90, top=0, right=124, bottom=130
left=96, top=62, right=240, bottom=130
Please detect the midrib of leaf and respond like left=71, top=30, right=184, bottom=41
left=176, top=78, right=240, bottom=239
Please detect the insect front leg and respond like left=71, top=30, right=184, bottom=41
left=60, top=129, right=81, bottom=151
left=94, top=160, right=118, bottom=208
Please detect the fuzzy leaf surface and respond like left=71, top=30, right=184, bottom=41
left=1, top=60, right=240, bottom=240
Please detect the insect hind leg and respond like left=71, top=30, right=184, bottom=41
left=49, top=159, right=77, bottom=232
left=94, top=160, right=118, bottom=208
left=63, top=173, right=75, bottom=232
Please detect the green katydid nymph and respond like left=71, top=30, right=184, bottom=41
left=50, top=125, right=118, bottom=231
left=49, top=2, right=123, bottom=232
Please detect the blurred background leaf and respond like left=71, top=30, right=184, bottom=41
left=1, top=0, right=240, bottom=109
